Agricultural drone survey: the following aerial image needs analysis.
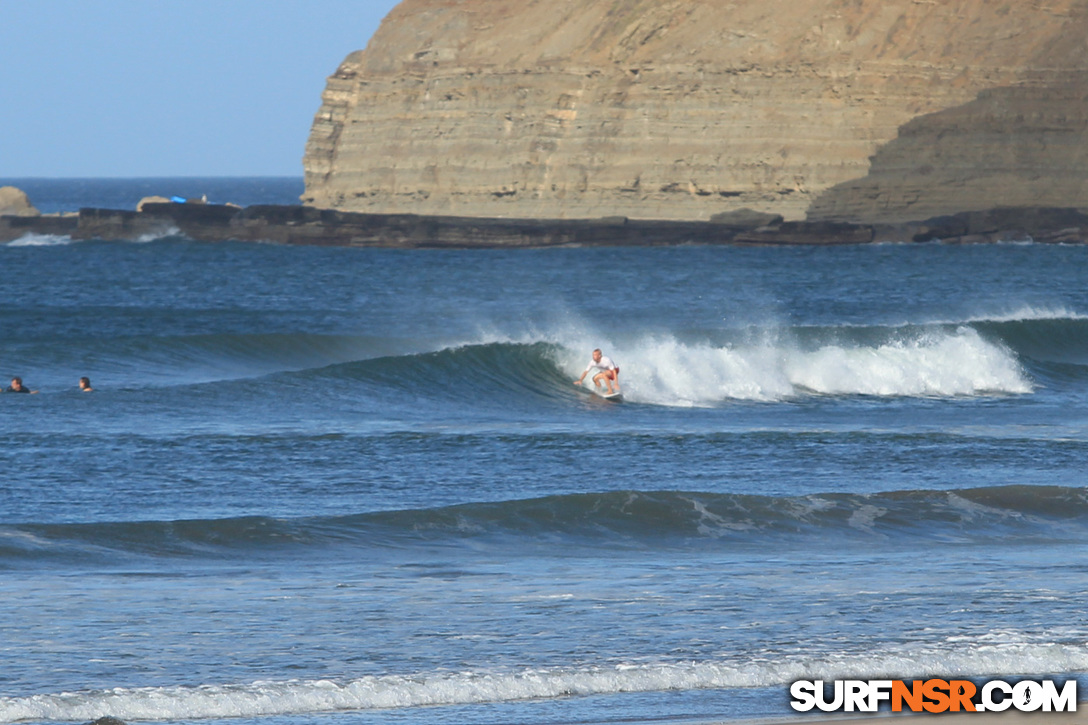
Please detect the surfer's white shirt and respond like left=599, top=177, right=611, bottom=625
left=584, top=355, right=617, bottom=373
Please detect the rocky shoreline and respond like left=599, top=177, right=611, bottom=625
left=3, top=201, right=1088, bottom=248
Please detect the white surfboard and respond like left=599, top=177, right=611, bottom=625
left=578, top=385, right=623, bottom=402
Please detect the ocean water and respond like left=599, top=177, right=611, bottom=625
left=1, top=179, right=1087, bottom=725
left=1, top=177, right=304, bottom=215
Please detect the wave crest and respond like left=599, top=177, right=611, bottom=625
left=598, top=327, right=1031, bottom=405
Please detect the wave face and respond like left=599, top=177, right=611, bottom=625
left=220, top=313, right=1075, bottom=403
left=3, top=486, right=1085, bottom=568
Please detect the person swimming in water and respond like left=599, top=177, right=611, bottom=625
left=5, top=376, right=38, bottom=394
left=79, top=376, right=94, bottom=392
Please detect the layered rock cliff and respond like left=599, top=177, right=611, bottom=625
left=302, top=0, right=1088, bottom=222
left=808, top=79, right=1088, bottom=223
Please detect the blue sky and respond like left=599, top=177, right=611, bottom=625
left=1, top=1, right=402, bottom=178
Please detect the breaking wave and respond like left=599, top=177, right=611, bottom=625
left=8, top=306, right=1086, bottom=402
left=597, top=326, right=1031, bottom=404
left=4, top=643, right=1087, bottom=723
left=5, top=232, right=74, bottom=247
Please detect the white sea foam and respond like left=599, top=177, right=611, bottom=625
left=954, top=304, right=1088, bottom=324
left=4, top=643, right=1086, bottom=723
left=133, top=226, right=182, bottom=243
left=562, top=326, right=1032, bottom=406
left=784, top=327, right=1030, bottom=397
left=781, top=304, right=1086, bottom=331
left=6, top=233, right=73, bottom=247
left=5, top=225, right=184, bottom=247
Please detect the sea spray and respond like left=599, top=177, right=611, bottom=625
left=784, top=327, right=1031, bottom=397
left=5, top=233, right=74, bottom=247
left=585, top=326, right=1031, bottom=405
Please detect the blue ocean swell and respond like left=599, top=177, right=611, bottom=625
left=2, top=426, right=1086, bottom=527
left=3, top=485, right=1086, bottom=570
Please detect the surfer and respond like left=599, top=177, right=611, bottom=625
left=79, top=376, right=94, bottom=392
left=574, top=348, right=620, bottom=395
left=5, top=376, right=38, bottom=394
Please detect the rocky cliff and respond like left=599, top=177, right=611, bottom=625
left=808, top=79, right=1088, bottom=223
left=302, top=0, right=1088, bottom=222
left=0, top=186, right=40, bottom=217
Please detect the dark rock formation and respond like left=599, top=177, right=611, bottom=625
left=809, top=81, right=1088, bottom=224
left=4, top=203, right=1086, bottom=248
left=734, top=221, right=874, bottom=246
left=0, top=213, right=77, bottom=240
left=880, top=207, right=1088, bottom=244
left=710, top=209, right=784, bottom=228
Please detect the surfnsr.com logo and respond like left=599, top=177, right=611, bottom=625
left=790, top=679, right=1078, bottom=713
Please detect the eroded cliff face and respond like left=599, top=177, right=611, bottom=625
left=302, top=0, right=1088, bottom=222
left=808, top=79, right=1088, bottom=223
